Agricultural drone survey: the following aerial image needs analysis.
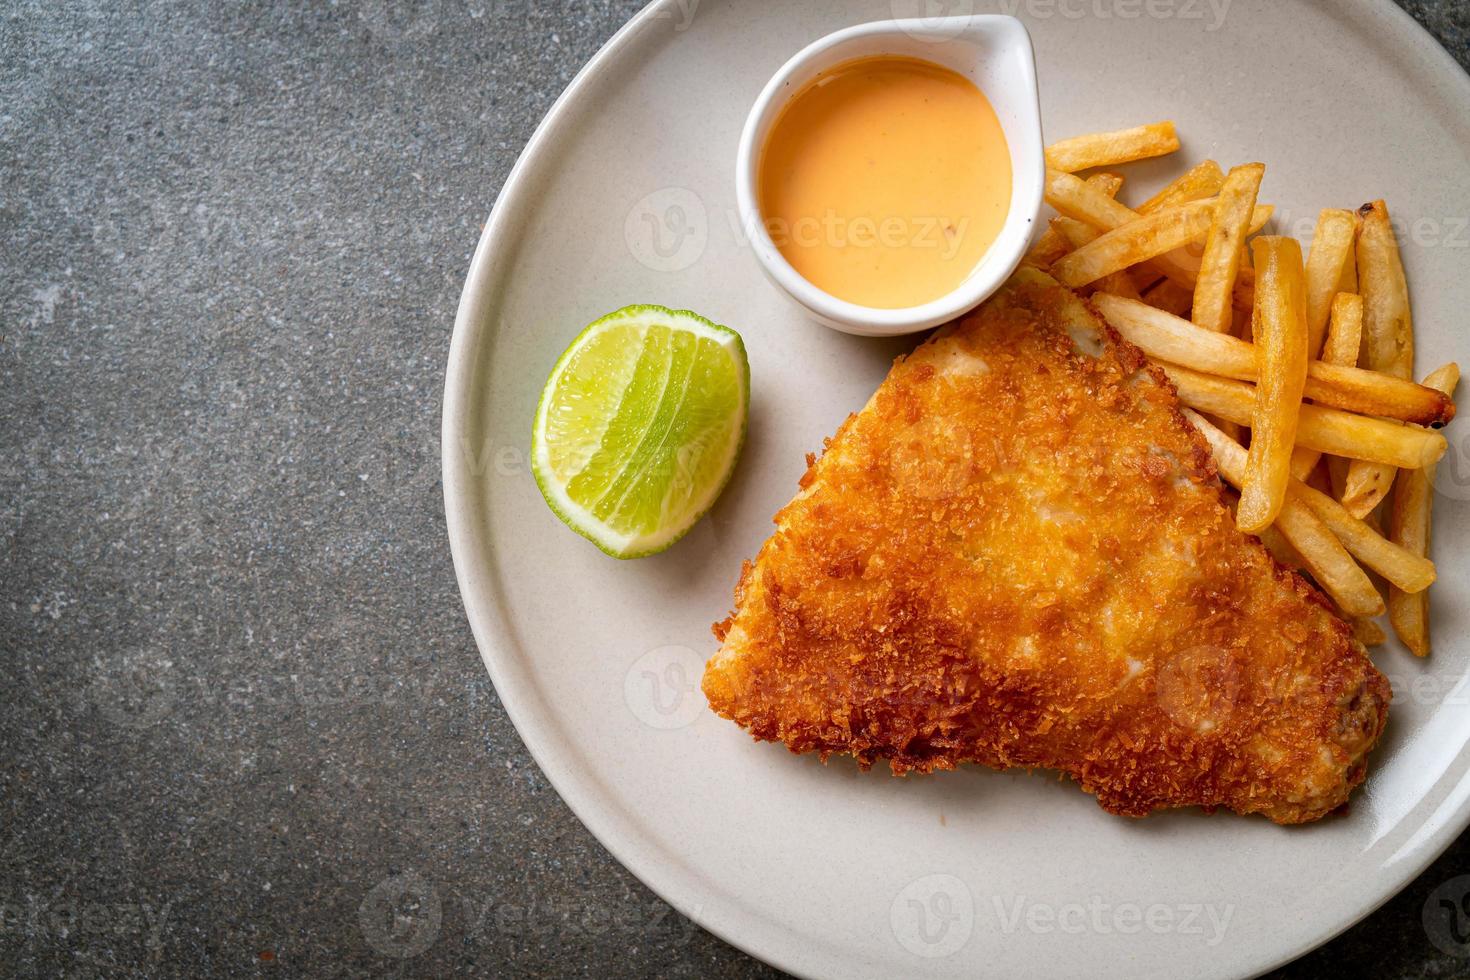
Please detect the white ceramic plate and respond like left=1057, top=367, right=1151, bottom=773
left=443, top=2, right=1470, bottom=977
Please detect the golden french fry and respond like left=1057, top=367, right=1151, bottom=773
left=1054, top=200, right=1218, bottom=287
left=1092, top=295, right=1454, bottom=424
left=1302, top=210, right=1358, bottom=359
left=1142, top=278, right=1193, bottom=317
left=1043, top=169, right=1267, bottom=292
left=1151, top=206, right=1271, bottom=309
left=1322, top=293, right=1364, bottom=367
left=1257, top=524, right=1304, bottom=570
left=1304, top=456, right=1335, bottom=494
left=1138, top=160, right=1224, bottom=214
left=1052, top=215, right=1101, bottom=249
left=1357, top=200, right=1414, bottom=378
left=1276, top=503, right=1384, bottom=617
left=1291, top=292, right=1366, bottom=479
left=1095, top=270, right=1141, bottom=300
left=1289, top=446, right=1319, bottom=482
left=1187, top=410, right=1384, bottom=617
left=1201, top=378, right=1433, bottom=597
left=1045, top=122, right=1180, bottom=173
left=1024, top=174, right=1122, bottom=267
left=1238, top=237, right=1309, bottom=533
left=1301, top=362, right=1453, bottom=425
left=1337, top=230, right=1360, bottom=295
left=1044, top=167, right=1141, bottom=230
left=1192, top=163, right=1265, bottom=334
left=1389, top=362, right=1460, bottom=655
left=1350, top=617, right=1387, bottom=646
left=1328, top=454, right=1352, bottom=501
left=1341, top=463, right=1399, bottom=521
left=1160, top=364, right=1447, bottom=469
left=1342, top=200, right=1415, bottom=517
left=1023, top=227, right=1071, bottom=268
left=1290, top=479, right=1436, bottom=593
left=1087, top=172, right=1126, bottom=199
left=1233, top=304, right=1253, bottom=342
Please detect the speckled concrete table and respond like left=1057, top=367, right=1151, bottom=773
left=3, top=1, right=1469, bottom=977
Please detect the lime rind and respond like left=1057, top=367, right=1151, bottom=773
left=531, top=305, right=749, bottom=559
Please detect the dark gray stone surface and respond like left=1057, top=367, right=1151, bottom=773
left=2, top=1, right=1468, bottom=977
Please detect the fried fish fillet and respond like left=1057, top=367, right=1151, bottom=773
left=704, top=269, right=1389, bottom=824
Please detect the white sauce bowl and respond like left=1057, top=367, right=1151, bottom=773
left=735, top=15, right=1045, bottom=336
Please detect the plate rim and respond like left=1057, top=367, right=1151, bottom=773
left=441, top=3, right=1470, bottom=977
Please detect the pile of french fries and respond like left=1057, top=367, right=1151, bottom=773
left=1028, top=121, right=1459, bottom=655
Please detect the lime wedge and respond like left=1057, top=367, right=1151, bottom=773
left=531, top=305, right=749, bottom=558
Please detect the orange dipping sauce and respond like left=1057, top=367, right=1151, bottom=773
left=758, top=56, right=1013, bottom=310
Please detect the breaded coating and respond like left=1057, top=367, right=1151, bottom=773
left=704, top=269, right=1389, bottom=824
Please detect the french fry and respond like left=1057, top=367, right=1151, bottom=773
left=1357, top=200, right=1415, bottom=378
left=1044, top=168, right=1142, bottom=231
left=1289, top=446, right=1320, bottom=482
left=1023, top=227, right=1071, bottom=268
left=1292, top=292, right=1366, bottom=480
left=1054, top=200, right=1218, bottom=287
left=1092, top=295, right=1453, bottom=424
left=1342, top=200, right=1415, bottom=517
left=1351, top=617, right=1387, bottom=646
left=1043, top=169, right=1267, bottom=294
left=1045, top=122, right=1180, bottom=173
left=1192, top=163, right=1265, bottom=334
left=1257, top=523, right=1304, bottom=570
left=1337, top=231, right=1359, bottom=295
left=1152, top=207, right=1271, bottom=313
left=1187, top=410, right=1384, bottom=617
left=1238, top=237, right=1308, bottom=533
left=1159, top=364, right=1447, bottom=469
left=1208, top=396, right=1436, bottom=596
left=1142, top=278, right=1193, bottom=317
left=1303, top=210, right=1358, bottom=359
left=1137, top=160, right=1224, bottom=214
left=1024, top=173, right=1123, bottom=267
left=1233, top=304, right=1254, bottom=342
left=1095, top=270, right=1141, bottom=300
left=1304, top=456, right=1335, bottom=494
left=1291, top=479, right=1436, bottom=593
left=1328, top=454, right=1352, bottom=501
left=1322, top=293, right=1364, bottom=367
left=1389, top=362, right=1460, bottom=655
left=1052, top=215, right=1101, bottom=249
